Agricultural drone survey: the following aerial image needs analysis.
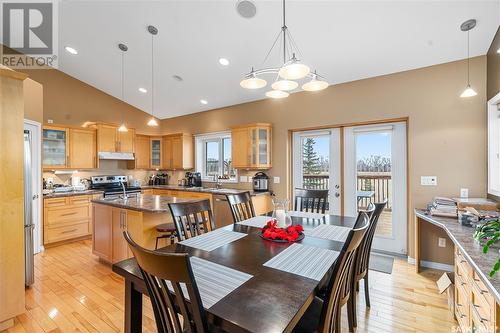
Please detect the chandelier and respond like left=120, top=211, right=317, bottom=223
left=240, top=0, right=328, bottom=98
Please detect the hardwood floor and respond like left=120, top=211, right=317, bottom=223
left=7, top=240, right=457, bottom=333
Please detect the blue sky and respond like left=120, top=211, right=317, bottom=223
left=309, top=133, right=391, bottom=159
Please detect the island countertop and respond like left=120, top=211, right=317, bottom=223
left=142, top=185, right=270, bottom=197
left=415, top=209, right=500, bottom=303
left=92, top=194, right=196, bottom=213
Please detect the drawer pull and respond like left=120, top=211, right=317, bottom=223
left=460, top=259, right=467, bottom=264
left=472, top=304, right=489, bottom=323
left=62, top=229, right=78, bottom=234
left=460, top=282, right=467, bottom=287
left=60, top=212, right=78, bottom=216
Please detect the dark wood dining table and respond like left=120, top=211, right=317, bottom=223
left=112, top=214, right=358, bottom=333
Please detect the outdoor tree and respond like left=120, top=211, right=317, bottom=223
left=302, top=138, right=320, bottom=174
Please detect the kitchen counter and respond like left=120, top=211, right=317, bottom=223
left=43, top=189, right=103, bottom=198
left=92, top=194, right=195, bottom=213
left=142, top=185, right=271, bottom=196
left=415, top=209, right=500, bottom=303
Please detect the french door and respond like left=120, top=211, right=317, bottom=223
left=292, top=129, right=341, bottom=215
left=292, top=122, right=407, bottom=255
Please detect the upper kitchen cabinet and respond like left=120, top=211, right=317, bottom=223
left=96, top=123, right=135, bottom=153
left=231, top=123, right=272, bottom=169
left=69, top=128, right=96, bottom=169
left=150, top=137, right=162, bottom=169
left=43, top=126, right=69, bottom=169
left=133, top=135, right=150, bottom=169
left=162, top=133, right=193, bottom=170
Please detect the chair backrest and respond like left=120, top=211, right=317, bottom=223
left=318, top=211, right=369, bottom=333
left=364, top=202, right=376, bottom=219
left=123, top=231, right=208, bottom=333
left=225, top=192, right=256, bottom=223
left=168, top=199, right=216, bottom=241
left=294, top=188, right=329, bottom=213
left=353, top=200, right=387, bottom=279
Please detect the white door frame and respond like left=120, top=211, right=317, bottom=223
left=344, top=122, right=407, bottom=255
left=292, top=129, right=341, bottom=215
left=24, top=119, right=43, bottom=254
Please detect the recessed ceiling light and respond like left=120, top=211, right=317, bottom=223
left=219, top=58, right=229, bottom=66
left=65, top=46, right=78, bottom=55
left=236, top=0, right=257, bottom=18
left=138, top=87, right=147, bottom=93
left=200, top=99, right=208, bottom=105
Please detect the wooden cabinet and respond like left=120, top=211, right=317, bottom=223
left=162, top=134, right=193, bottom=170
left=43, top=126, right=69, bottom=168
left=454, top=247, right=498, bottom=333
left=43, top=195, right=92, bottom=246
left=96, top=124, right=135, bottom=153
left=231, top=123, right=272, bottom=169
left=134, top=135, right=150, bottom=169
left=150, top=137, right=162, bottom=169
left=69, top=128, right=96, bottom=169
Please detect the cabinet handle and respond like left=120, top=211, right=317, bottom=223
left=61, top=212, right=78, bottom=216
left=62, top=228, right=78, bottom=234
left=472, top=304, right=488, bottom=323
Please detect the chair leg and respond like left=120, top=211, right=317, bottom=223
left=155, top=236, right=159, bottom=250
left=350, top=280, right=358, bottom=328
left=347, top=298, right=355, bottom=332
left=356, top=281, right=359, bottom=292
left=335, top=306, right=341, bottom=333
left=364, top=274, right=370, bottom=308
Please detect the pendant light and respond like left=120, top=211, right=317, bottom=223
left=459, top=19, right=477, bottom=98
left=118, top=43, right=128, bottom=132
left=147, top=25, right=159, bottom=127
left=240, top=0, right=327, bottom=98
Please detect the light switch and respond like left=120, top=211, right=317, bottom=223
left=273, top=176, right=280, bottom=184
left=239, top=176, right=248, bottom=183
left=460, top=188, right=469, bottom=198
left=438, top=238, right=446, bottom=247
left=421, top=176, right=437, bottom=186
left=248, top=176, right=253, bottom=183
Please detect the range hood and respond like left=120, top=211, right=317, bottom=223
left=98, top=152, right=135, bottom=160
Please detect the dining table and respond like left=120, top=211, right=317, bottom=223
left=112, top=213, right=358, bottom=333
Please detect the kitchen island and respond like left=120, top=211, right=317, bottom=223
left=92, top=194, right=195, bottom=264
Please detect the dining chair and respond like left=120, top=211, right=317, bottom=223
left=349, top=200, right=387, bottom=328
left=225, top=191, right=256, bottom=223
left=168, top=199, right=216, bottom=242
left=123, top=231, right=212, bottom=333
left=294, top=188, right=329, bottom=214
left=292, top=211, right=370, bottom=333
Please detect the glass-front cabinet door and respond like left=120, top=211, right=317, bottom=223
left=150, top=138, right=162, bottom=169
left=230, top=123, right=272, bottom=169
left=43, top=126, right=69, bottom=168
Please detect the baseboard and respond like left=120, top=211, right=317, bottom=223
left=407, top=257, right=454, bottom=271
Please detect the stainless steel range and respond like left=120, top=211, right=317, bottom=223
left=90, top=175, right=141, bottom=198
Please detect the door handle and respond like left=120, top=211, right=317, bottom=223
left=334, top=192, right=340, bottom=198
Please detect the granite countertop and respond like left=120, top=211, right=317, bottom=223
left=415, top=209, right=500, bottom=303
left=43, top=189, right=104, bottom=199
left=92, top=194, right=196, bottom=213
left=142, top=185, right=270, bottom=196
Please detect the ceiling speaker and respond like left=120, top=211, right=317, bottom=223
left=236, top=0, right=256, bottom=19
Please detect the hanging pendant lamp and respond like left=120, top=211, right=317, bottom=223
left=147, top=25, right=159, bottom=126
left=240, top=0, right=327, bottom=98
left=459, top=19, right=477, bottom=98
left=118, top=43, right=128, bottom=132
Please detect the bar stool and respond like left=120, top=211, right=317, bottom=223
left=155, top=223, right=177, bottom=250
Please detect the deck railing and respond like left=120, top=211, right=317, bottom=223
left=302, top=172, right=392, bottom=210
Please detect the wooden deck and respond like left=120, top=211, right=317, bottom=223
left=375, top=210, right=393, bottom=237
left=6, top=239, right=458, bottom=333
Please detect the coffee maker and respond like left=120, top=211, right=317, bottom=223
left=185, top=172, right=202, bottom=187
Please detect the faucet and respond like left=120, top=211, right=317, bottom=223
left=213, top=175, right=222, bottom=189
left=119, top=181, right=128, bottom=200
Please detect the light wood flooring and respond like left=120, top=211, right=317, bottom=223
left=6, top=239, right=457, bottom=333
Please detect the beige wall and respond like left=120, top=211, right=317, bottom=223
left=24, top=78, right=43, bottom=123
left=20, top=68, right=161, bottom=135
left=161, top=56, right=488, bottom=264
left=487, top=27, right=500, bottom=100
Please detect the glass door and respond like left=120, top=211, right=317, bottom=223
left=292, top=129, right=341, bottom=215
left=344, top=122, right=407, bottom=254
left=42, top=127, right=68, bottom=168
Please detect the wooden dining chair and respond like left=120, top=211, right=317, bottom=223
left=292, top=211, right=370, bottom=333
left=123, top=231, right=211, bottom=333
left=225, top=192, right=256, bottom=223
left=168, top=199, right=216, bottom=242
left=294, top=188, right=329, bottom=214
left=349, top=200, right=387, bottom=328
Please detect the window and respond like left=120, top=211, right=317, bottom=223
left=196, top=132, right=237, bottom=182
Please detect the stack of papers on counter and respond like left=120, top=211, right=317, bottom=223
left=429, top=197, right=457, bottom=217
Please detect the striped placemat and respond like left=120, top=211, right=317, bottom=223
left=304, top=224, right=351, bottom=242
left=167, top=256, right=253, bottom=309
left=179, top=229, right=247, bottom=252
left=288, top=210, right=326, bottom=219
left=237, top=215, right=272, bottom=228
left=263, top=243, right=339, bottom=281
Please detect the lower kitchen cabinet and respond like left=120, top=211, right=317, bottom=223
left=43, top=195, right=93, bottom=246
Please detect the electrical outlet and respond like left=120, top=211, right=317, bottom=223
left=460, top=188, right=469, bottom=198
left=47, top=119, right=54, bottom=124
left=421, top=176, right=437, bottom=186
left=438, top=238, right=446, bottom=248
left=248, top=176, right=253, bottom=183
left=239, top=176, right=248, bottom=183
left=274, top=176, right=280, bottom=184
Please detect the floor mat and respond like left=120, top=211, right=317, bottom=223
left=369, top=253, right=394, bottom=274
